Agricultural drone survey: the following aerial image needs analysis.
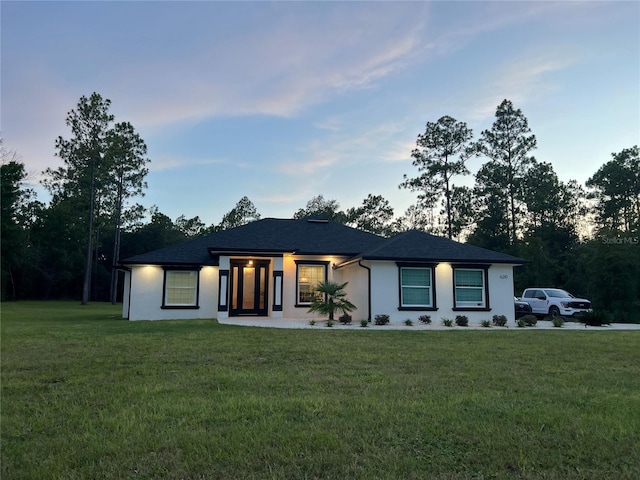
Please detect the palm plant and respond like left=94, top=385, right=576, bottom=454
left=307, top=281, right=356, bottom=321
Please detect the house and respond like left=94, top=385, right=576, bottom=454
left=121, top=218, right=525, bottom=323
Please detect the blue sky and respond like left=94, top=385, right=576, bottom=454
left=2, top=1, right=639, bottom=228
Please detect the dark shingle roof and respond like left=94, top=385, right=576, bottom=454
left=358, top=229, right=525, bottom=264
left=122, top=218, right=384, bottom=265
left=122, top=219, right=525, bottom=266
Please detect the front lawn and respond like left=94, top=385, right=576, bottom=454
left=2, top=301, right=639, bottom=479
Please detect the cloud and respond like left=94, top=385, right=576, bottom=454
left=467, top=53, right=580, bottom=121
left=149, top=154, right=227, bottom=172
left=102, top=3, right=430, bottom=130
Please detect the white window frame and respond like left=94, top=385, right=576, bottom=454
left=453, top=267, right=488, bottom=309
left=397, top=262, right=437, bottom=311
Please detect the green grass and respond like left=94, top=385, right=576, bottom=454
left=2, top=301, right=640, bottom=479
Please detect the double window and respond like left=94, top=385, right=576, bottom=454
left=397, top=263, right=436, bottom=310
left=162, top=268, right=200, bottom=308
left=295, top=261, right=328, bottom=306
left=453, top=267, right=488, bottom=310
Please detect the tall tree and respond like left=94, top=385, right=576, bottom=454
left=400, top=116, right=475, bottom=239
left=104, top=122, right=149, bottom=303
left=1, top=143, right=31, bottom=299
left=346, top=194, right=394, bottom=236
left=293, top=195, right=347, bottom=223
left=391, top=203, right=435, bottom=234
left=216, top=196, right=261, bottom=231
left=46, top=93, right=114, bottom=304
left=586, top=146, right=639, bottom=233
left=522, top=160, right=586, bottom=234
left=468, top=161, right=511, bottom=251
left=476, top=99, right=537, bottom=245
left=446, top=185, right=475, bottom=241
left=120, top=207, right=187, bottom=260
left=45, top=92, right=149, bottom=304
left=175, top=215, right=207, bottom=238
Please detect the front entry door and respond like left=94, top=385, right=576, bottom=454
left=230, top=261, right=269, bottom=316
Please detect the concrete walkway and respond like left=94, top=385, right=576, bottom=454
left=218, top=317, right=640, bottom=331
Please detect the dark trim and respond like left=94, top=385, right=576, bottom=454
left=229, top=260, right=270, bottom=316
left=365, top=255, right=524, bottom=265
left=161, top=265, right=203, bottom=271
left=396, top=261, right=439, bottom=268
left=451, top=265, right=490, bottom=310
left=397, top=263, right=437, bottom=310
left=398, top=306, right=438, bottom=312
left=161, top=305, right=200, bottom=310
left=161, top=267, right=201, bottom=309
left=208, top=248, right=285, bottom=257
left=125, top=268, right=132, bottom=320
left=358, top=261, right=371, bottom=322
left=453, top=307, right=491, bottom=312
left=272, top=270, right=283, bottom=311
left=294, top=260, right=331, bottom=266
left=218, top=269, right=229, bottom=312
left=294, top=261, right=329, bottom=307
left=125, top=261, right=215, bottom=267
left=450, top=263, right=491, bottom=269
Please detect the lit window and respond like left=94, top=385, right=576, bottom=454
left=163, top=270, right=199, bottom=308
left=296, top=263, right=327, bottom=305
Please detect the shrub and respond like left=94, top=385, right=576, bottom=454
left=339, top=314, right=352, bottom=325
left=481, top=320, right=491, bottom=328
left=442, top=318, right=454, bottom=327
left=418, top=314, right=432, bottom=325
left=308, top=281, right=356, bottom=321
left=374, top=314, right=390, bottom=325
left=517, top=318, right=526, bottom=328
left=326, top=319, right=334, bottom=327
left=577, top=310, right=612, bottom=327
left=309, top=319, right=316, bottom=326
left=492, top=315, right=508, bottom=327
left=404, top=319, right=413, bottom=326
left=552, top=317, right=565, bottom=328
left=455, top=315, right=469, bottom=327
left=360, top=319, right=368, bottom=328
left=521, top=314, right=537, bottom=327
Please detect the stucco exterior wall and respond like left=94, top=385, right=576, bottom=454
left=125, top=265, right=219, bottom=321
left=338, top=262, right=370, bottom=321
left=368, top=261, right=517, bottom=325
left=123, top=257, right=516, bottom=324
left=281, top=254, right=351, bottom=320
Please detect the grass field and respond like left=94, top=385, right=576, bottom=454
left=2, top=301, right=640, bottom=479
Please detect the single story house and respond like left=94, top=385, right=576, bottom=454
left=121, top=218, right=525, bottom=323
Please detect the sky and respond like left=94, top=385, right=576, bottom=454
left=2, top=1, right=639, bottom=228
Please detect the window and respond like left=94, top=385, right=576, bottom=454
left=163, top=269, right=199, bottom=308
left=295, top=262, right=327, bottom=305
left=453, top=267, right=488, bottom=309
left=401, top=268, right=432, bottom=307
left=397, top=263, right=436, bottom=310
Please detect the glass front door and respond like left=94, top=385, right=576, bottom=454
left=230, top=260, right=269, bottom=316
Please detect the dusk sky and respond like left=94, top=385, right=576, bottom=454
left=2, top=1, right=639, bottom=228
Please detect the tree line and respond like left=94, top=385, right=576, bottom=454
left=2, top=94, right=638, bottom=320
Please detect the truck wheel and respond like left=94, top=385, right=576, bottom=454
left=549, top=306, right=561, bottom=319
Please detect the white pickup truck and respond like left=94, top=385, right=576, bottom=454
left=520, top=288, right=591, bottom=318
